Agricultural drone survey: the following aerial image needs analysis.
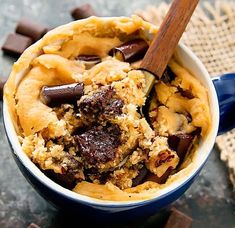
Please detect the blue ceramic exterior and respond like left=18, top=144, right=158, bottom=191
left=3, top=72, right=231, bottom=219
left=212, top=73, right=235, bottom=135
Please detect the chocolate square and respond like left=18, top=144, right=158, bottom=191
left=71, top=4, right=97, bottom=20
left=16, top=18, right=48, bottom=42
left=1, top=33, right=33, bottom=57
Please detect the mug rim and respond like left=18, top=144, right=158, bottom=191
left=3, top=42, right=219, bottom=207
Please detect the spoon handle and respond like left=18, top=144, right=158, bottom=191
left=140, top=0, right=199, bottom=78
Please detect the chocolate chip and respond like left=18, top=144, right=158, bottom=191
left=0, top=79, right=6, bottom=101
left=168, top=134, right=194, bottom=161
left=40, top=83, right=84, bottom=107
left=132, top=165, right=149, bottom=187
left=44, top=169, right=77, bottom=189
left=109, top=39, right=149, bottom=63
left=178, top=87, right=194, bottom=99
left=75, top=55, right=101, bottom=69
left=162, top=66, right=176, bottom=83
left=1, top=33, right=33, bottom=57
left=44, top=156, right=82, bottom=189
left=146, top=167, right=173, bottom=184
left=71, top=4, right=97, bottom=20
left=78, top=86, right=124, bottom=122
left=16, top=18, right=48, bottom=42
left=75, top=123, right=121, bottom=166
left=164, top=208, right=192, bottom=228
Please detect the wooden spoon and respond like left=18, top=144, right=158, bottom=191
left=140, top=0, right=199, bottom=96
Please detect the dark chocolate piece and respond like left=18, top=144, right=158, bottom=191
left=44, top=156, right=82, bottom=189
left=109, top=39, right=149, bottom=63
left=40, top=83, right=84, bottom=107
left=146, top=167, right=173, bottom=184
left=78, top=86, right=124, bottom=122
left=178, top=87, right=194, bottom=99
left=164, top=208, right=192, bottom=228
left=0, top=79, right=6, bottom=101
left=168, top=134, right=194, bottom=160
left=16, top=18, right=48, bottom=42
left=76, top=55, right=101, bottom=62
left=162, top=66, right=176, bottom=83
left=76, top=55, right=101, bottom=69
left=75, top=123, right=121, bottom=166
left=44, top=170, right=77, bottom=190
left=132, top=165, right=149, bottom=187
left=71, top=4, right=97, bottom=20
left=1, top=33, right=33, bottom=57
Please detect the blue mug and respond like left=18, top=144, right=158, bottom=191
left=2, top=21, right=233, bottom=220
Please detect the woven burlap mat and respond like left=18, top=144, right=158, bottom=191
left=137, top=1, right=235, bottom=187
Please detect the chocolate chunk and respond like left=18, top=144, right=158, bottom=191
left=146, top=167, right=173, bottom=184
left=44, top=157, right=82, bottom=189
left=162, top=66, right=176, bottom=83
left=78, top=86, right=124, bottom=122
left=16, top=18, right=48, bottom=42
left=71, top=4, right=97, bottom=20
left=132, top=165, right=149, bottom=187
left=76, top=55, right=101, bottom=62
left=75, top=55, right=101, bottom=69
left=168, top=134, right=194, bottom=161
left=109, top=39, right=149, bottom=63
left=0, top=79, right=6, bottom=101
left=1, top=33, right=33, bottom=57
left=44, top=169, right=77, bottom=189
left=40, top=83, right=84, bottom=107
left=75, top=123, right=121, bottom=166
left=164, top=208, right=192, bottom=228
left=178, top=87, right=194, bottom=99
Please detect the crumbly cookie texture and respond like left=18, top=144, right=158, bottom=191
left=5, top=16, right=211, bottom=201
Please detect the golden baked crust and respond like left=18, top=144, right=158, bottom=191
left=4, top=16, right=211, bottom=201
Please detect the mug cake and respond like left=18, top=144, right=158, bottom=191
left=4, top=16, right=211, bottom=201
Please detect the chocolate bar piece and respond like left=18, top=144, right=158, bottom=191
left=76, top=55, right=101, bottom=69
left=78, top=86, right=124, bottom=122
left=1, top=33, right=33, bottom=57
left=168, top=134, right=194, bottom=161
left=162, top=66, right=176, bottom=83
left=132, top=166, right=148, bottom=187
left=146, top=167, right=172, bottom=184
left=109, top=39, right=149, bottom=63
left=164, top=208, right=192, bottom=228
left=40, top=83, right=84, bottom=107
left=178, top=87, right=194, bottom=99
left=71, top=4, right=97, bottom=20
left=0, top=78, right=5, bottom=101
left=16, top=18, right=48, bottom=42
left=75, top=123, right=121, bottom=165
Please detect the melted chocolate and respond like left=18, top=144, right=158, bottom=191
left=146, top=167, right=173, bottom=184
left=75, top=123, right=121, bottom=166
left=168, top=134, right=194, bottom=161
left=78, top=87, right=124, bottom=122
left=178, top=87, right=194, bottom=99
left=132, top=165, right=149, bottom=187
left=161, top=66, right=176, bottom=83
